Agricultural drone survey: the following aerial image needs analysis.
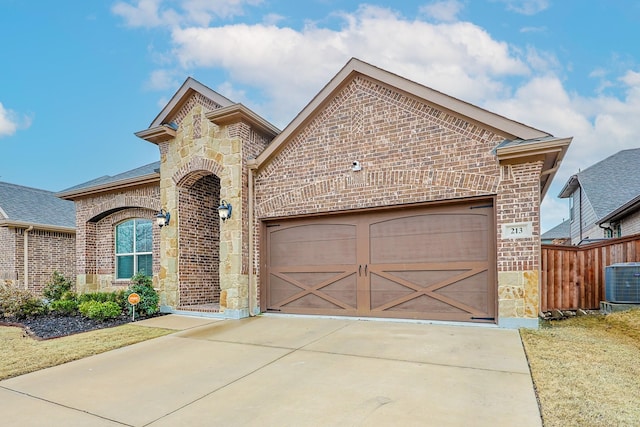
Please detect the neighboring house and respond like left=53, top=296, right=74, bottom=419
left=541, top=219, right=570, bottom=245
left=60, top=58, right=571, bottom=328
left=0, top=182, right=75, bottom=293
left=558, top=148, right=640, bottom=245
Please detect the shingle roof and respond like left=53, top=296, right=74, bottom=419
left=560, top=148, right=640, bottom=219
left=59, top=161, right=160, bottom=194
left=541, top=219, right=570, bottom=240
left=0, top=182, right=75, bottom=228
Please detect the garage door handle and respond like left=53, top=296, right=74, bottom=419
left=364, top=265, right=368, bottom=276
left=359, top=265, right=362, bottom=276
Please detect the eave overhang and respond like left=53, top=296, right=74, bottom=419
left=205, top=104, right=280, bottom=138
left=134, top=125, right=177, bottom=145
left=0, top=220, right=76, bottom=234
left=57, top=173, right=160, bottom=200
left=597, top=194, right=640, bottom=225
left=558, top=174, right=580, bottom=199
left=495, top=136, right=573, bottom=199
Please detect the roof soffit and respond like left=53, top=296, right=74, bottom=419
left=255, top=58, right=551, bottom=170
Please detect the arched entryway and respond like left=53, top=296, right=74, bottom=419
left=177, top=172, right=221, bottom=310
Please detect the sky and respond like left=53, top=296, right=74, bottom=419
left=1, top=0, right=639, bottom=232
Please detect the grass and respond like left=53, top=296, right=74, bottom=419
left=0, top=323, right=173, bottom=380
left=521, top=309, right=640, bottom=427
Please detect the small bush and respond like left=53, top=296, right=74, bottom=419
left=0, top=285, right=48, bottom=319
left=78, top=300, right=122, bottom=321
left=125, top=273, right=159, bottom=318
left=77, top=292, right=120, bottom=304
left=42, top=271, right=74, bottom=302
left=50, top=299, right=79, bottom=316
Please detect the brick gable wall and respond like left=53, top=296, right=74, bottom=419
left=255, top=75, right=504, bottom=218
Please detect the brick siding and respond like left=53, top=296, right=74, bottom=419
left=178, top=174, right=220, bottom=306
left=74, top=184, right=160, bottom=289
left=255, top=75, right=504, bottom=218
left=0, top=227, right=75, bottom=295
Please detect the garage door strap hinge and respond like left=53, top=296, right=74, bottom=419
left=470, top=316, right=495, bottom=320
left=469, top=204, right=493, bottom=209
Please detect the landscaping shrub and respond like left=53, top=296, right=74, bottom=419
left=125, top=273, right=159, bottom=318
left=0, top=284, right=48, bottom=319
left=42, top=271, right=74, bottom=302
left=77, top=291, right=122, bottom=304
left=78, top=300, right=122, bottom=321
left=50, top=299, right=79, bottom=316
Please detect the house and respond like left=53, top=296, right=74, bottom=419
left=59, top=58, right=571, bottom=328
left=0, top=181, right=75, bottom=293
left=541, top=219, right=570, bottom=245
left=558, top=148, right=640, bottom=245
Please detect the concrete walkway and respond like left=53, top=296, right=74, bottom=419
left=0, top=315, right=542, bottom=426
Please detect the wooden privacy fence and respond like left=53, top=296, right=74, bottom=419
left=541, top=233, right=640, bottom=311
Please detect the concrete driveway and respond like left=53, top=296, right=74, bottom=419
left=0, top=315, right=541, bottom=426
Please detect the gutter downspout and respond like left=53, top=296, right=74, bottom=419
left=247, top=166, right=256, bottom=316
left=579, top=186, right=583, bottom=242
left=23, top=226, right=34, bottom=290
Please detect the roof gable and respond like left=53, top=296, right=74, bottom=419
left=254, top=58, right=552, bottom=169
left=149, top=77, right=234, bottom=129
left=0, top=182, right=75, bottom=229
left=541, top=219, right=570, bottom=240
left=559, top=148, right=640, bottom=219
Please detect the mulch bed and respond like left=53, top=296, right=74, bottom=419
left=0, top=313, right=164, bottom=340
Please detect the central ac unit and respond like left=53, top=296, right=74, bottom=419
left=605, top=262, right=640, bottom=303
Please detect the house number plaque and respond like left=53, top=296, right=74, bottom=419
left=502, top=222, right=533, bottom=239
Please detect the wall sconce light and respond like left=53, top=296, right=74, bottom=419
left=218, top=200, right=232, bottom=221
left=156, top=209, right=171, bottom=228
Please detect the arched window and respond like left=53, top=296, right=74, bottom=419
left=115, top=219, right=152, bottom=280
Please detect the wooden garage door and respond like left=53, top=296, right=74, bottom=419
left=264, top=200, right=496, bottom=323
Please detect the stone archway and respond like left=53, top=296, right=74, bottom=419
left=176, top=172, right=221, bottom=309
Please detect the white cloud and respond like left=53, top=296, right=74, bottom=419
left=495, top=0, right=549, bottom=15
left=420, top=0, right=464, bottom=22
left=145, top=69, right=180, bottom=90
left=0, top=102, right=30, bottom=138
left=112, top=0, right=263, bottom=28
left=169, top=5, right=529, bottom=126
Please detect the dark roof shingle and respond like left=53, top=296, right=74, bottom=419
left=0, top=182, right=75, bottom=228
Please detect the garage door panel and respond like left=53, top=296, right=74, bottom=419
left=270, top=224, right=357, bottom=266
left=265, top=200, right=496, bottom=323
left=286, top=293, right=347, bottom=310
left=370, top=275, right=415, bottom=309
left=386, top=269, right=470, bottom=287
left=380, top=295, right=466, bottom=313
left=370, top=214, right=489, bottom=264
left=268, top=271, right=357, bottom=311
